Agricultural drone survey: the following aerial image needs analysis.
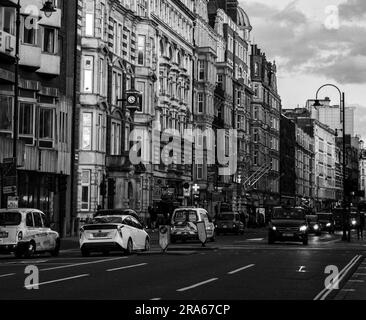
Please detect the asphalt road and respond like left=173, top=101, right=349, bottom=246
left=0, top=229, right=365, bottom=300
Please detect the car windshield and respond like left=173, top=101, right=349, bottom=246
left=217, top=213, right=234, bottom=221
left=92, top=216, right=123, bottom=224
left=307, top=216, right=318, bottom=222
left=173, top=210, right=198, bottom=223
left=272, top=208, right=305, bottom=220
left=0, top=212, right=22, bottom=226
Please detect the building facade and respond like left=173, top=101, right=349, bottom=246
left=249, top=44, right=281, bottom=214
left=0, top=0, right=76, bottom=235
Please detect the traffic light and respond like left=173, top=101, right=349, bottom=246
left=108, top=178, right=116, bottom=196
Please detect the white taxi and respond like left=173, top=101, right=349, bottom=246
left=79, top=214, right=150, bottom=256
left=0, top=208, right=60, bottom=258
left=170, top=207, right=216, bottom=243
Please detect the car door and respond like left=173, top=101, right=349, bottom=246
left=122, top=216, right=136, bottom=249
left=130, top=217, right=145, bottom=249
left=32, top=211, right=47, bottom=251
left=24, top=212, right=37, bottom=243
left=40, top=213, right=55, bottom=250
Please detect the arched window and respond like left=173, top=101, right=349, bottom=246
left=159, top=39, right=164, bottom=56
left=168, top=45, right=173, bottom=60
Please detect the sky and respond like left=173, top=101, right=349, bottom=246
left=240, top=0, right=366, bottom=140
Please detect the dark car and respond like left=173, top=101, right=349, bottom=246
left=215, top=212, right=244, bottom=235
left=316, top=212, right=335, bottom=234
left=306, top=215, right=321, bottom=236
left=268, top=206, right=309, bottom=245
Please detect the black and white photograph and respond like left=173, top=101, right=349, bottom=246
left=0, top=0, right=366, bottom=315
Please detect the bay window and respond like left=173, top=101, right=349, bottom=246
left=82, top=112, right=92, bottom=150
left=0, top=96, right=12, bottom=132
left=81, top=170, right=91, bottom=211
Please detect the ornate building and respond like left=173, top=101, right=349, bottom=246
left=249, top=45, right=281, bottom=214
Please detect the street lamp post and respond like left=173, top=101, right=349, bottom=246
left=313, top=84, right=348, bottom=241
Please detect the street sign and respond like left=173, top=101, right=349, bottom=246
left=197, top=221, right=207, bottom=245
left=3, top=186, right=17, bottom=195
left=183, top=183, right=191, bottom=197
left=7, top=196, right=19, bottom=209
left=159, top=225, right=170, bottom=252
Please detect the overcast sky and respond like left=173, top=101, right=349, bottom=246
left=241, top=0, right=366, bottom=140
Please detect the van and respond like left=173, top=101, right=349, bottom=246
left=170, top=208, right=215, bottom=243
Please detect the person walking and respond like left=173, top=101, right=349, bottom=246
left=357, top=211, right=365, bottom=240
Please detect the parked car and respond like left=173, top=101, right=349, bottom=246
left=268, top=206, right=309, bottom=245
left=306, top=215, right=321, bottom=236
left=0, top=208, right=60, bottom=258
left=215, top=212, right=244, bottom=235
left=79, top=214, right=150, bottom=256
left=316, top=212, right=335, bottom=234
left=170, top=207, right=215, bottom=243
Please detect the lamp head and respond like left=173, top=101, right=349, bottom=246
left=41, top=0, right=56, bottom=18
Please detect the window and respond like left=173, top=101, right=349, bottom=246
left=197, top=164, right=203, bottom=180
left=100, top=3, right=105, bottom=39
left=99, top=58, right=105, bottom=95
left=198, top=93, right=204, bottom=113
left=81, top=170, right=91, bottom=211
left=3, top=8, right=15, bottom=35
left=237, top=90, right=241, bottom=106
left=19, top=103, right=34, bottom=136
left=217, top=74, right=223, bottom=88
left=111, top=120, right=121, bottom=155
left=83, top=56, right=94, bottom=93
left=23, top=17, right=37, bottom=45
left=82, top=112, right=92, bottom=150
left=39, top=107, right=54, bottom=139
left=43, top=27, right=56, bottom=53
left=85, top=0, right=94, bottom=36
left=33, top=212, right=43, bottom=228
left=96, top=114, right=105, bottom=152
left=26, top=213, right=33, bottom=227
left=0, top=96, right=12, bottom=132
left=253, top=106, right=258, bottom=120
left=137, top=35, right=145, bottom=65
left=254, top=151, right=258, bottom=165
left=199, top=60, right=205, bottom=80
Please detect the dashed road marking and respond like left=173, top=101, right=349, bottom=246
left=40, top=256, right=128, bottom=271
left=24, top=274, right=90, bottom=289
left=228, top=264, right=255, bottom=275
left=177, top=278, right=218, bottom=292
left=0, top=273, right=15, bottom=278
left=107, top=263, right=147, bottom=272
left=349, top=279, right=364, bottom=283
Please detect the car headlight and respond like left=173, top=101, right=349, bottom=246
left=271, top=226, right=277, bottom=231
left=233, top=224, right=236, bottom=228
left=326, top=223, right=331, bottom=227
left=300, top=225, right=307, bottom=232
left=314, top=224, right=319, bottom=230
left=352, top=220, right=357, bottom=225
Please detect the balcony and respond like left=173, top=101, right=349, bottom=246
left=0, top=31, right=16, bottom=60
left=19, top=44, right=41, bottom=69
left=37, top=53, right=60, bottom=75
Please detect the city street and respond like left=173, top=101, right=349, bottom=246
left=0, top=229, right=365, bottom=300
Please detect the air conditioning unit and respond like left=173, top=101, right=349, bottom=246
left=5, top=35, right=14, bottom=52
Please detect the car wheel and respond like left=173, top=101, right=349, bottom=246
left=144, top=238, right=150, bottom=251
left=216, top=231, right=220, bottom=236
left=81, top=248, right=90, bottom=257
left=50, top=238, right=60, bottom=257
left=126, top=238, right=133, bottom=255
left=102, top=250, right=110, bottom=256
left=303, top=236, right=308, bottom=245
left=171, top=237, right=176, bottom=244
left=210, top=234, right=216, bottom=242
left=24, top=241, right=36, bottom=258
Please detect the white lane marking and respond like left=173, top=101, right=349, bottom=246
left=297, top=266, right=307, bottom=273
left=349, top=279, right=364, bottom=283
left=314, top=255, right=362, bottom=300
left=246, top=238, right=264, bottom=241
left=341, top=289, right=356, bottom=292
left=177, top=278, right=218, bottom=292
left=150, top=298, right=161, bottom=300
left=40, top=256, right=128, bottom=271
left=0, top=273, right=15, bottom=278
left=107, top=263, right=147, bottom=272
left=354, top=273, right=366, bottom=276
left=24, top=274, right=89, bottom=289
left=228, top=264, right=255, bottom=275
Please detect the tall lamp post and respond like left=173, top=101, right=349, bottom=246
left=313, top=84, right=348, bottom=241
left=10, top=0, right=56, bottom=199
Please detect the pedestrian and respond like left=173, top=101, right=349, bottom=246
left=357, top=211, right=365, bottom=240
left=150, top=206, right=157, bottom=231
